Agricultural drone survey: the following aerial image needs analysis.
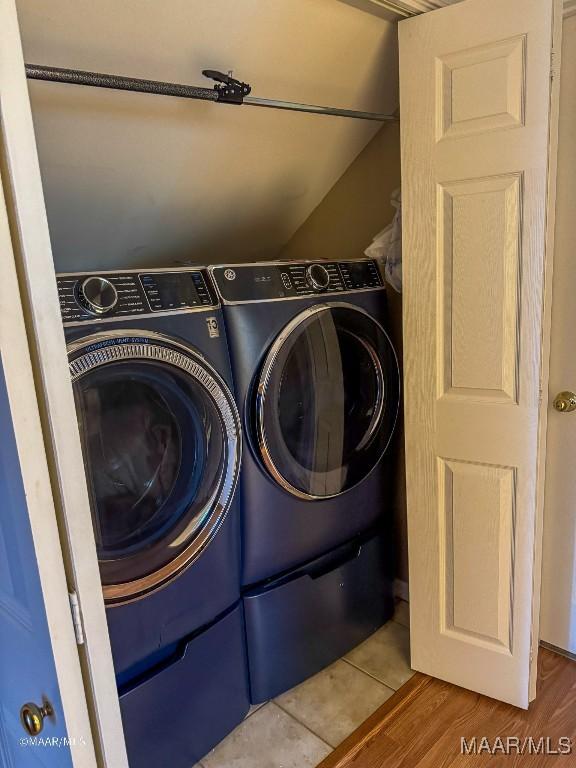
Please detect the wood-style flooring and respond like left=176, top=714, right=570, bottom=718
left=317, top=649, right=576, bottom=767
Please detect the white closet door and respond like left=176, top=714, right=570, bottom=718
left=400, top=0, right=561, bottom=707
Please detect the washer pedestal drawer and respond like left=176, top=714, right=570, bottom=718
left=243, top=533, right=394, bottom=704
left=119, top=604, right=249, bottom=768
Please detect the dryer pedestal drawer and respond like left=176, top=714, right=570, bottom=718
left=119, top=604, right=249, bottom=768
left=243, top=533, right=393, bottom=703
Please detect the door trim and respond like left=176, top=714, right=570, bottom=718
left=530, top=0, right=564, bottom=700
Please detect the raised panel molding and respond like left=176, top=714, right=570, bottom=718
left=439, top=459, right=516, bottom=652
left=437, top=36, right=526, bottom=140
left=438, top=173, right=521, bottom=403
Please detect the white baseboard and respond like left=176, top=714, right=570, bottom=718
left=540, top=640, right=576, bottom=661
left=394, top=578, right=409, bottom=602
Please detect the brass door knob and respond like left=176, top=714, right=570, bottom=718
left=20, top=699, right=53, bottom=736
left=553, top=391, right=576, bottom=413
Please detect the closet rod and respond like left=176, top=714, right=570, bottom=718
left=24, top=64, right=397, bottom=123
left=243, top=97, right=395, bottom=122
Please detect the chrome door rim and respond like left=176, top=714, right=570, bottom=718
left=255, top=303, right=399, bottom=501
left=68, top=330, right=241, bottom=604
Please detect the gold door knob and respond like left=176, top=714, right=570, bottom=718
left=553, top=391, right=576, bottom=413
left=20, top=699, right=53, bottom=736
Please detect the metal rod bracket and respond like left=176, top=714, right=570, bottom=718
left=202, top=69, right=251, bottom=105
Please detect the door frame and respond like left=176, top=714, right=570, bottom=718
left=0, top=1, right=128, bottom=765
left=538, top=5, right=576, bottom=659
left=531, top=0, right=563, bottom=698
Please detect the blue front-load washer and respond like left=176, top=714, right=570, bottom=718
left=210, top=259, right=401, bottom=702
left=57, top=267, right=250, bottom=767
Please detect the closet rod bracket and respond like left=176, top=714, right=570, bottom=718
left=202, top=69, right=251, bottom=104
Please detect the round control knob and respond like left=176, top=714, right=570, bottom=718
left=306, top=264, right=330, bottom=291
left=79, top=276, right=118, bottom=315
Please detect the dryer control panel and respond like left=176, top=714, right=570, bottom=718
left=57, top=269, right=216, bottom=324
left=210, top=259, right=383, bottom=303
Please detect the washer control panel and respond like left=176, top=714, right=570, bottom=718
left=57, top=269, right=216, bottom=324
left=211, top=259, right=382, bottom=303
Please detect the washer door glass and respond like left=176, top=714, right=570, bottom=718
left=256, top=306, right=399, bottom=499
left=69, top=334, right=240, bottom=603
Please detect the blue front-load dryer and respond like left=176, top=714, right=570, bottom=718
left=210, top=259, right=401, bottom=703
left=57, top=267, right=249, bottom=767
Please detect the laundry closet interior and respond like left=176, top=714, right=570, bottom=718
left=3, top=0, right=564, bottom=766
left=15, top=0, right=410, bottom=764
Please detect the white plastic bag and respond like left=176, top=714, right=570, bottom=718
left=364, top=188, right=402, bottom=293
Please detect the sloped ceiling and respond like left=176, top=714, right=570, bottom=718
left=15, top=0, right=399, bottom=272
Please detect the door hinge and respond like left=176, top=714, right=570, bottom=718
left=551, top=49, right=558, bottom=82
left=68, top=591, right=85, bottom=645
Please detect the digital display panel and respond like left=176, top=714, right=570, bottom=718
left=139, top=272, right=213, bottom=311
left=153, top=273, right=199, bottom=308
left=346, top=262, right=369, bottom=287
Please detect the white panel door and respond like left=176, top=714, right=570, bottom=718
left=400, top=0, right=561, bottom=707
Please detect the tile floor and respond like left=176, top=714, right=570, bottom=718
left=196, top=599, right=412, bottom=768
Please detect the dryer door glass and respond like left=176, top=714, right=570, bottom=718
left=69, top=334, right=240, bottom=604
left=256, top=306, right=399, bottom=499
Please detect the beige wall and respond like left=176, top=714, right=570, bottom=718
left=17, top=0, right=399, bottom=272
left=281, top=121, right=401, bottom=263
left=281, top=121, right=408, bottom=583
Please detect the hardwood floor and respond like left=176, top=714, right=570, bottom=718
left=317, top=649, right=576, bottom=767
